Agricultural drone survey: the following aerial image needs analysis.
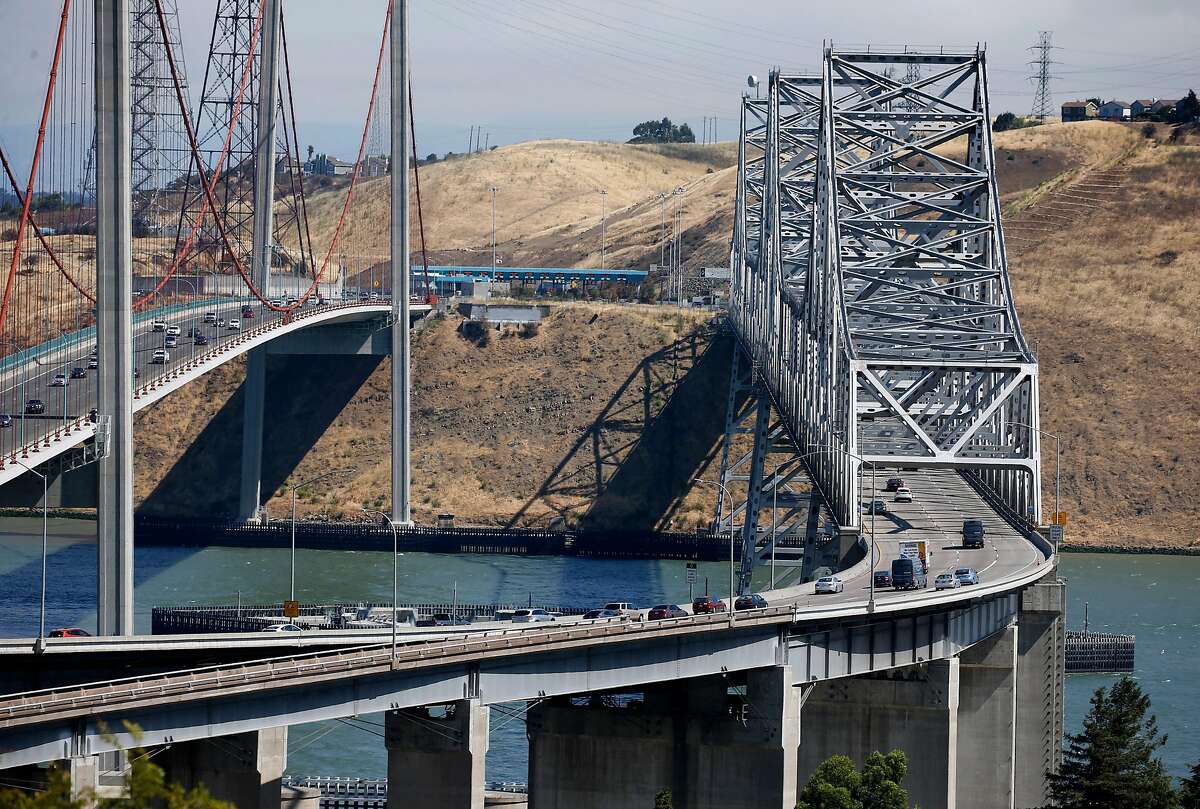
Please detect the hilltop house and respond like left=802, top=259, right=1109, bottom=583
left=1097, top=100, right=1131, bottom=121
left=1130, top=99, right=1158, bottom=118
left=1061, top=100, right=1097, bottom=122
left=1152, top=99, right=1178, bottom=116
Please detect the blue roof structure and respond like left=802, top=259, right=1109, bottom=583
left=418, top=266, right=647, bottom=283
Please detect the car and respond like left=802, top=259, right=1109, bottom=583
left=87, top=356, right=99, bottom=369
left=935, top=573, right=960, bottom=591
left=242, top=307, right=255, bottom=319
left=863, top=499, right=887, bottom=515
left=227, top=320, right=241, bottom=331
left=194, top=334, right=210, bottom=346
left=0, top=414, right=11, bottom=428
left=48, top=627, right=91, bottom=638
left=962, top=519, right=985, bottom=549
left=815, top=575, right=844, bottom=594
left=511, top=608, right=554, bottom=623
left=647, top=604, right=687, bottom=620
left=872, top=570, right=893, bottom=589
left=217, top=318, right=226, bottom=328
left=164, top=335, right=177, bottom=348
left=203, top=312, right=217, bottom=323
left=165, top=325, right=181, bottom=337
left=884, top=476, right=906, bottom=492
left=263, top=623, right=302, bottom=632
left=602, top=602, right=639, bottom=617
left=419, top=613, right=471, bottom=627
left=151, top=320, right=167, bottom=332
left=132, top=368, right=140, bottom=379
left=692, top=595, right=727, bottom=614
left=24, top=399, right=45, bottom=415
left=733, top=593, right=769, bottom=611
left=582, top=608, right=624, bottom=621
left=151, top=349, right=168, bottom=364
left=69, top=367, right=87, bottom=379
left=894, top=486, right=913, bottom=503
left=50, top=373, right=67, bottom=387
left=891, top=557, right=927, bottom=589
left=954, top=568, right=980, bottom=586
left=87, top=408, right=98, bottom=423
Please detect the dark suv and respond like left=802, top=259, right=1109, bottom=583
left=24, top=399, right=45, bottom=415
left=885, top=477, right=906, bottom=492
left=692, top=595, right=727, bottom=614
left=734, top=593, right=768, bottom=611
left=962, top=519, right=985, bottom=549
left=873, top=570, right=893, bottom=589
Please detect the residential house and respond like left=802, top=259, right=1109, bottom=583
left=1061, top=100, right=1097, bottom=122
left=1097, top=100, right=1131, bottom=121
left=1151, top=99, right=1178, bottom=116
left=304, top=154, right=356, bottom=176
left=1131, top=99, right=1158, bottom=118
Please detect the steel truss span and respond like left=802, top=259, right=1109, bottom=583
left=731, top=46, right=1041, bottom=529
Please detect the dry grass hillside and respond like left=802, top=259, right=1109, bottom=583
left=132, top=124, right=1199, bottom=548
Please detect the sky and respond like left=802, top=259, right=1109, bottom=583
left=0, top=0, right=1198, bottom=172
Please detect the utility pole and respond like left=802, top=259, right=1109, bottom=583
left=483, top=132, right=489, bottom=151
left=467, top=125, right=473, bottom=155
left=391, top=0, right=412, bottom=524
left=657, top=192, right=667, bottom=268
left=903, top=62, right=922, bottom=111
left=490, top=185, right=498, bottom=279
left=95, top=0, right=135, bottom=635
left=1028, top=31, right=1056, bottom=122
left=599, top=189, right=608, bottom=270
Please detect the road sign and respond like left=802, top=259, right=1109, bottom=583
left=703, top=267, right=731, bottom=280
left=1053, top=511, right=1068, bottom=526
left=1048, top=525, right=1065, bottom=544
left=686, top=562, right=698, bottom=583
left=283, top=600, right=300, bottom=618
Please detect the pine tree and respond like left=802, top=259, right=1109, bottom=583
left=798, top=750, right=913, bottom=809
left=1179, top=762, right=1200, bottom=809
left=1046, top=676, right=1177, bottom=809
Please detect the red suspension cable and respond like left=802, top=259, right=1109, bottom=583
left=408, top=82, right=434, bottom=304
left=0, top=0, right=73, bottom=334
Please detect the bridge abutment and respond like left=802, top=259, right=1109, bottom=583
left=238, top=347, right=268, bottom=521
left=956, top=625, right=1019, bottom=809
left=156, top=727, right=287, bottom=809
left=385, top=699, right=489, bottom=809
left=1014, top=572, right=1066, bottom=808
left=528, top=666, right=800, bottom=809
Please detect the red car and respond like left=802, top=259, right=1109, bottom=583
left=692, top=595, right=727, bottom=614
left=241, top=307, right=255, bottom=319
left=647, top=604, right=687, bottom=620
left=48, top=627, right=91, bottom=638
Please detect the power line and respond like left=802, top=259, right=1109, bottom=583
left=1028, top=31, right=1057, bottom=121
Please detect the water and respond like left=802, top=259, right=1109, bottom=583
left=1, top=519, right=1198, bottom=780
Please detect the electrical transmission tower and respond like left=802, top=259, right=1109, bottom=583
left=903, top=62, right=922, bottom=111
left=1028, top=31, right=1056, bottom=121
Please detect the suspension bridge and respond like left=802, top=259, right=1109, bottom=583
left=0, top=2, right=1064, bottom=808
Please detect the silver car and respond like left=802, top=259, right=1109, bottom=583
left=935, top=573, right=960, bottom=591
left=954, top=568, right=980, bottom=586
left=814, top=575, right=844, bottom=594
left=511, top=608, right=554, bottom=623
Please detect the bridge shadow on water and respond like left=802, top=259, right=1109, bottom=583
left=140, top=354, right=384, bottom=517
left=506, top=325, right=737, bottom=532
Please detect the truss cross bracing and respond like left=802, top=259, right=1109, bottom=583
left=729, top=46, right=1041, bottom=536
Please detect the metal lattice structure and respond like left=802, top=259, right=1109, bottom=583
left=729, top=46, right=1042, bottom=542
left=1028, top=32, right=1056, bottom=122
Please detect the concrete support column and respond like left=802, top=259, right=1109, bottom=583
left=157, top=727, right=287, bottom=809
left=1014, top=572, right=1066, bottom=808
left=94, top=0, right=135, bottom=636
left=797, top=660, right=960, bottom=809
left=956, top=625, right=1018, bottom=809
left=238, top=347, right=267, bottom=521
left=385, top=700, right=489, bottom=809
left=528, top=667, right=800, bottom=809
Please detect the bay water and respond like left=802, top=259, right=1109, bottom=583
left=1, top=518, right=1196, bottom=782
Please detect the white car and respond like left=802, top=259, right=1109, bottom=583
left=50, top=373, right=67, bottom=387
left=263, top=623, right=302, bottom=632
left=151, top=320, right=167, bottom=332
left=511, top=608, right=555, bottom=623
left=602, top=602, right=639, bottom=617
left=151, top=349, right=169, bottom=364
left=165, top=325, right=181, bottom=337
left=894, top=487, right=913, bottom=503
left=203, top=312, right=217, bottom=323
left=227, top=320, right=242, bottom=331
left=814, top=575, right=844, bottom=594
left=935, top=573, right=960, bottom=591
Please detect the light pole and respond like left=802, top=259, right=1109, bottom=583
left=288, top=469, right=348, bottom=601
left=14, top=458, right=48, bottom=651
left=489, top=186, right=499, bottom=281
left=799, top=444, right=877, bottom=612
left=598, top=189, right=608, bottom=270
left=1010, top=421, right=1063, bottom=538
left=657, top=192, right=668, bottom=270
left=694, top=478, right=737, bottom=618
left=363, top=507, right=400, bottom=664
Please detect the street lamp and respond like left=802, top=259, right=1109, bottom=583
left=288, top=468, right=351, bottom=601
left=798, top=444, right=877, bottom=612
left=13, top=458, right=48, bottom=652
left=489, top=186, right=499, bottom=281
left=363, top=507, right=400, bottom=664
left=1010, top=421, right=1063, bottom=541
left=694, top=478, right=737, bottom=619
left=598, top=189, right=608, bottom=270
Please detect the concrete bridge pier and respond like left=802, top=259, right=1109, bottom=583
left=156, top=727, right=287, bottom=809
left=385, top=699, right=490, bottom=809
left=527, top=666, right=801, bottom=809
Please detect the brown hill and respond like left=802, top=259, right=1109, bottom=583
left=134, top=125, right=1198, bottom=548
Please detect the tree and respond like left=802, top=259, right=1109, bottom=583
left=1046, top=676, right=1177, bottom=809
left=628, top=117, right=696, bottom=144
left=1169, top=90, right=1200, bottom=124
left=1178, top=762, right=1200, bottom=809
left=797, top=750, right=913, bottom=809
left=653, top=788, right=674, bottom=809
left=994, top=112, right=1018, bottom=131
